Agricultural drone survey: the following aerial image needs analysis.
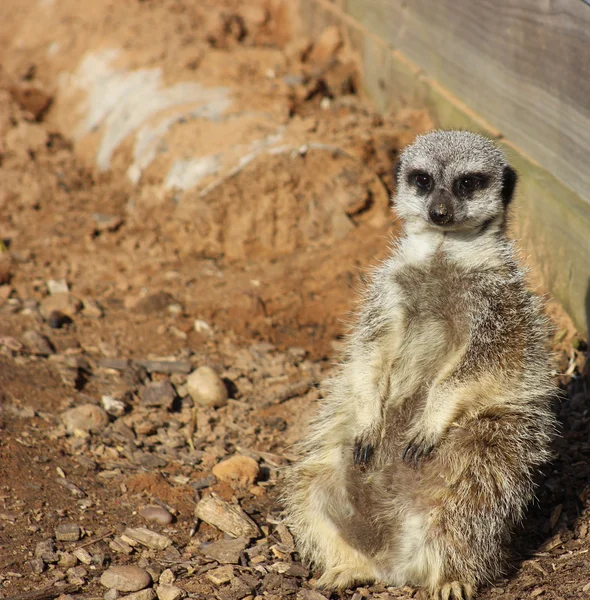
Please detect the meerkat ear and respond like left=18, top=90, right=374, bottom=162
left=501, top=165, right=517, bottom=206
left=394, top=159, right=403, bottom=186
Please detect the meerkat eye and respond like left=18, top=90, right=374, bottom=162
left=457, top=175, right=483, bottom=193
left=414, top=173, right=432, bottom=189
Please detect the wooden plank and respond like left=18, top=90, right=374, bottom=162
left=297, top=0, right=590, bottom=337
left=342, top=0, right=590, bottom=205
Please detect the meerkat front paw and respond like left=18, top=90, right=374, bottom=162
left=402, top=430, right=437, bottom=466
left=353, top=438, right=374, bottom=467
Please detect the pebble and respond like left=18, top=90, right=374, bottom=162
left=123, top=527, right=172, bottom=550
left=102, top=395, right=127, bottom=417
left=35, top=539, right=59, bottom=563
left=58, top=552, right=78, bottom=568
left=207, top=565, right=234, bottom=586
left=212, top=455, right=260, bottom=487
left=139, top=505, right=173, bottom=526
left=29, top=557, right=45, bottom=574
left=141, top=381, right=177, bottom=409
left=124, top=590, right=156, bottom=600
left=201, top=536, right=249, bottom=564
left=22, top=330, right=54, bottom=355
left=61, top=404, right=109, bottom=433
left=55, top=523, right=81, bottom=542
left=82, top=298, right=103, bottom=318
left=73, top=547, right=93, bottom=564
left=104, top=590, right=120, bottom=600
left=156, top=585, right=185, bottom=600
left=67, top=565, right=87, bottom=585
left=40, top=292, right=81, bottom=318
left=185, top=366, right=228, bottom=408
left=100, top=565, right=152, bottom=592
left=47, top=279, right=69, bottom=295
left=159, top=569, right=175, bottom=585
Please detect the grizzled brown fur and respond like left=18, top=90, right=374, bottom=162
left=283, top=131, right=556, bottom=599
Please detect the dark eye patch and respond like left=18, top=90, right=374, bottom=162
left=453, top=173, right=489, bottom=196
left=407, top=170, right=433, bottom=193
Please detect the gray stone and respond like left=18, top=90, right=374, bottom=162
left=55, top=523, right=81, bottom=542
left=100, top=565, right=152, bottom=592
left=201, top=536, right=248, bottom=564
left=29, top=557, right=45, bottom=574
left=139, top=505, right=173, bottom=526
left=35, top=539, right=59, bottom=563
left=22, top=330, right=54, bottom=355
left=123, top=590, right=157, bottom=600
left=102, top=395, right=127, bottom=417
left=58, top=552, right=78, bottom=568
left=185, top=366, right=228, bottom=408
left=156, top=585, right=185, bottom=600
left=61, top=404, right=109, bottom=433
left=141, top=381, right=177, bottom=409
left=123, top=527, right=171, bottom=550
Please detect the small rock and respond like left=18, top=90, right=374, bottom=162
left=139, top=505, right=173, bottom=526
left=124, top=590, right=157, bottom=600
left=102, top=395, right=127, bottom=417
left=104, top=590, right=120, bottom=600
left=29, top=557, right=45, bottom=574
left=40, top=292, right=81, bottom=319
left=297, top=591, right=328, bottom=600
left=192, top=475, right=216, bottom=490
left=58, top=552, right=78, bottom=568
left=156, top=585, right=185, bottom=600
left=110, top=536, right=134, bottom=555
left=185, top=366, right=228, bottom=408
left=100, top=565, right=152, bottom=592
left=207, top=565, right=234, bottom=586
left=194, top=494, right=260, bottom=538
left=159, top=569, right=175, bottom=585
left=35, top=539, right=59, bottom=563
left=22, top=330, right=54, bottom=355
left=67, top=565, right=87, bottom=585
left=55, top=523, right=81, bottom=542
left=583, top=582, right=590, bottom=593
left=123, top=527, right=172, bottom=550
left=212, top=455, right=260, bottom=487
left=141, top=381, right=177, bottom=409
left=47, top=279, right=70, bottom=295
left=201, top=536, right=249, bottom=564
left=73, top=547, right=93, bottom=564
left=10, top=83, right=53, bottom=120
left=82, top=298, right=103, bottom=319
left=61, top=404, right=109, bottom=433
left=193, top=319, right=212, bottom=335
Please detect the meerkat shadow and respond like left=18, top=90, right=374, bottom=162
left=508, top=282, right=590, bottom=577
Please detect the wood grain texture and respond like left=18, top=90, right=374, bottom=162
left=297, top=0, right=590, bottom=335
left=343, top=0, right=590, bottom=204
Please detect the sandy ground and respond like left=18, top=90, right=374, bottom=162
left=0, top=1, right=589, bottom=599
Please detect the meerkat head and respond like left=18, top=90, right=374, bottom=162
left=394, top=130, right=517, bottom=233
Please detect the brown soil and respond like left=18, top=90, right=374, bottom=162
left=0, top=1, right=589, bottom=600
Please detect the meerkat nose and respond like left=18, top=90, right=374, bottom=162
left=429, top=202, right=453, bottom=225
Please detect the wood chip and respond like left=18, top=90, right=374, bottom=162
left=195, top=493, right=261, bottom=539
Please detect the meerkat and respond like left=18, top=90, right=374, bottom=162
left=283, top=130, right=556, bottom=599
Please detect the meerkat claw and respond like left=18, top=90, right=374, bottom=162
left=353, top=439, right=374, bottom=466
left=402, top=436, right=434, bottom=466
